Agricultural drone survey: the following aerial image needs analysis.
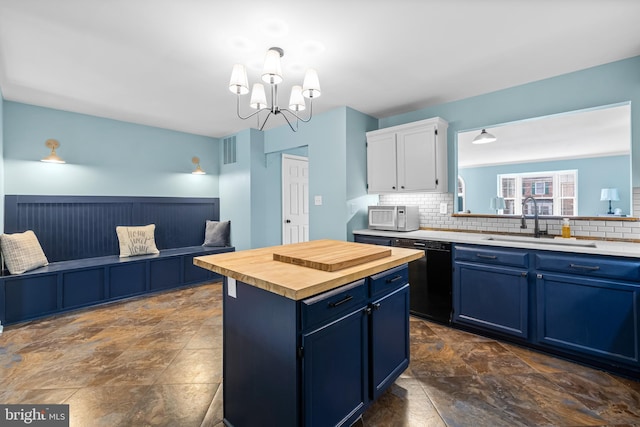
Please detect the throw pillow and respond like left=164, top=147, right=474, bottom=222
left=116, top=224, right=160, bottom=258
left=203, top=220, right=231, bottom=247
left=0, top=230, right=49, bottom=274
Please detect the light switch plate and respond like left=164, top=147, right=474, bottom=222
left=439, top=202, right=448, bottom=214
left=314, top=195, right=323, bottom=206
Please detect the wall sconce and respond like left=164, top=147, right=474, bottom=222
left=41, top=139, right=66, bottom=164
left=600, top=188, right=619, bottom=214
left=192, top=157, right=206, bottom=175
left=489, top=196, right=506, bottom=213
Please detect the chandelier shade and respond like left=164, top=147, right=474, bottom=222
left=288, top=85, right=305, bottom=111
left=250, top=83, right=268, bottom=109
left=302, top=69, right=321, bottom=99
left=229, top=64, right=249, bottom=95
left=229, top=46, right=320, bottom=132
left=261, top=48, right=284, bottom=85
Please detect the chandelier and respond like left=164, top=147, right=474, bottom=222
left=229, top=47, right=321, bottom=132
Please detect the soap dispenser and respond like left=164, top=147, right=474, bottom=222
left=561, top=218, right=571, bottom=238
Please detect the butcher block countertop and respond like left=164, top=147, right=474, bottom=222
left=194, top=239, right=424, bottom=300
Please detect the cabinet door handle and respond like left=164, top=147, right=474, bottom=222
left=569, top=263, right=600, bottom=271
left=371, top=302, right=381, bottom=311
left=386, top=275, right=403, bottom=283
left=476, top=254, right=497, bottom=259
left=329, top=295, right=353, bottom=308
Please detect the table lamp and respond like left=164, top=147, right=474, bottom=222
left=600, top=188, right=619, bottom=215
left=489, top=196, right=506, bottom=214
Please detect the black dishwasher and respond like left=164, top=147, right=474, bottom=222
left=393, top=238, right=452, bottom=324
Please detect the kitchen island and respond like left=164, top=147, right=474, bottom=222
left=194, top=239, right=424, bottom=427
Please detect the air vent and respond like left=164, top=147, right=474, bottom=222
left=223, top=136, right=237, bottom=164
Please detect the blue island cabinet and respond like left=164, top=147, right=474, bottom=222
left=222, top=265, right=410, bottom=427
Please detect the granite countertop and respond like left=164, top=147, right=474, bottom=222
left=194, top=239, right=424, bottom=300
left=354, top=229, right=640, bottom=258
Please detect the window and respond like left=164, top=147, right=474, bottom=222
left=498, top=170, right=577, bottom=216
left=457, top=176, right=466, bottom=213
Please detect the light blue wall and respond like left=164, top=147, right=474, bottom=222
left=262, top=107, right=377, bottom=245
left=263, top=146, right=309, bottom=247
left=219, top=129, right=252, bottom=250
left=3, top=102, right=219, bottom=197
left=265, top=108, right=347, bottom=242
left=460, top=155, right=631, bottom=216
left=380, top=55, right=640, bottom=190
left=346, top=108, right=379, bottom=240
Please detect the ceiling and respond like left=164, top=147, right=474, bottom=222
left=458, top=104, right=631, bottom=168
left=0, top=0, right=639, bottom=139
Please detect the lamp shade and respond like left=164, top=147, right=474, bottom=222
left=229, top=64, right=249, bottom=95
left=472, top=129, right=497, bottom=144
left=302, top=68, right=321, bottom=99
left=489, top=196, right=506, bottom=211
left=41, top=139, right=66, bottom=164
left=600, top=188, right=620, bottom=201
left=261, top=48, right=283, bottom=85
left=249, top=83, right=268, bottom=109
left=288, top=85, right=306, bottom=111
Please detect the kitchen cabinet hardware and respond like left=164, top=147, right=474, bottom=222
left=329, top=295, right=353, bottom=307
left=385, top=275, right=403, bottom=283
left=569, top=263, right=600, bottom=271
left=476, top=254, right=497, bottom=259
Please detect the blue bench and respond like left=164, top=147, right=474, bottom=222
left=0, top=195, right=234, bottom=326
left=0, top=245, right=233, bottom=325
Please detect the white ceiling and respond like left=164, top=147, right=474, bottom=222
left=458, top=104, right=631, bottom=168
left=0, top=0, right=639, bottom=138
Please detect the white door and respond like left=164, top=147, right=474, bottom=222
left=282, top=154, right=309, bottom=244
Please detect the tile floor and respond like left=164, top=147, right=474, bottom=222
left=1, top=282, right=639, bottom=427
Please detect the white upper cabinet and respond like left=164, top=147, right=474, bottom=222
left=366, top=117, right=448, bottom=193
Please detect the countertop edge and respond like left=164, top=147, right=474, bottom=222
left=194, top=245, right=424, bottom=300
left=353, top=229, right=640, bottom=258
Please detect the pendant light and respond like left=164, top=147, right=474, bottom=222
left=472, top=129, right=497, bottom=144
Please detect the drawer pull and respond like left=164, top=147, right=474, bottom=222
left=476, top=254, right=497, bottom=259
left=569, top=263, right=600, bottom=271
left=329, top=295, right=353, bottom=308
left=386, top=275, right=403, bottom=283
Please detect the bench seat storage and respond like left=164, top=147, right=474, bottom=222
left=1, top=196, right=234, bottom=326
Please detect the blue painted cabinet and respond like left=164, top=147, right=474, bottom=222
left=453, top=245, right=530, bottom=339
left=453, top=244, right=640, bottom=376
left=222, top=265, right=411, bottom=427
left=535, top=252, right=640, bottom=367
left=370, top=283, right=410, bottom=399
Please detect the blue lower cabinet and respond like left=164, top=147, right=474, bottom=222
left=109, top=262, right=147, bottom=298
left=150, top=257, right=182, bottom=290
left=536, top=273, right=640, bottom=366
left=303, top=309, right=368, bottom=427
left=454, top=261, right=529, bottom=339
left=4, top=274, right=58, bottom=323
left=370, top=284, right=410, bottom=399
left=62, top=268, right=105, bottom=309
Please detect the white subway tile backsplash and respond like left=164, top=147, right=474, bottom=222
left=378, top=192, right=639, bottom=241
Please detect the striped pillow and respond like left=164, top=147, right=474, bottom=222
left=0, top=230, right=49, bottom=274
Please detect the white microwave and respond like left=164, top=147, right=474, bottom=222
left=368, top=205, right=420, bottom=231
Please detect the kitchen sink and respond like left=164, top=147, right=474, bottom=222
left=483, top=235, right=597, bottom=248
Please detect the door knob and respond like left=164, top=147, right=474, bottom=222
left=285, top=219, right=291, bottom=223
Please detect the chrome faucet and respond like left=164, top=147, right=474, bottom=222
left=521, top=196, right=546, bottom=238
